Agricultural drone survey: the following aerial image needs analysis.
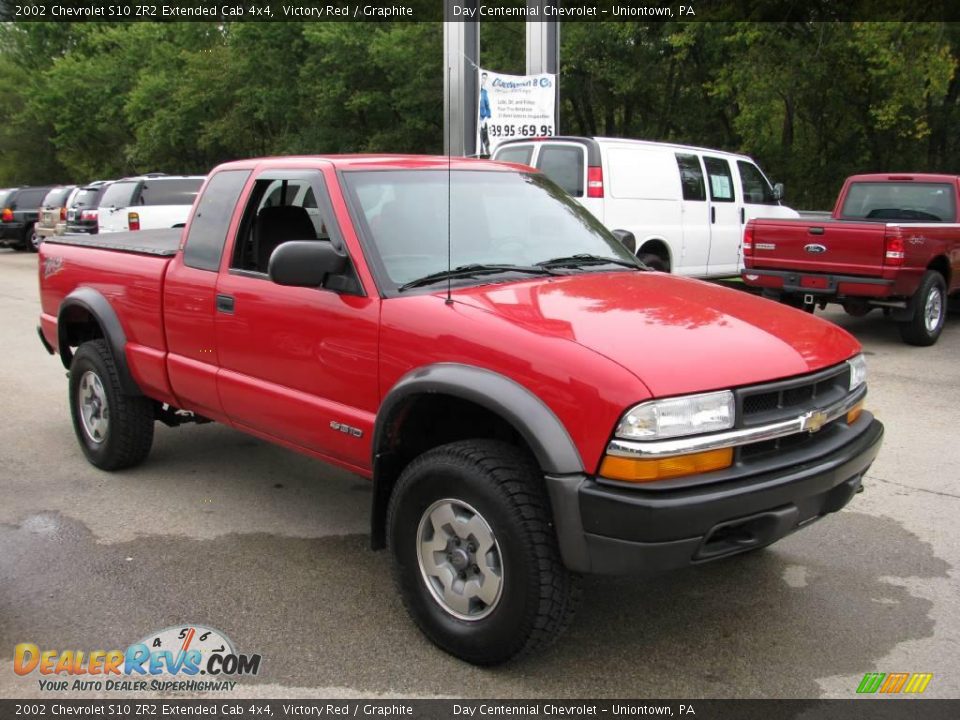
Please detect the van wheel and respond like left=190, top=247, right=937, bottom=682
left=69, top=340, right=155, bottom=470
left=899, top=271, right=946, bottom=346
left=386, top=440, right=581, bottom=665
left=639, top=253, right=668, bottom=272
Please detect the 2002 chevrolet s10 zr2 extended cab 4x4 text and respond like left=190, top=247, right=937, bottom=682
left=38, top=156, right=883, bottom=664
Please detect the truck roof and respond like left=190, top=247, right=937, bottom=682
left=213, top=155, right=527, bottom=173
left=845, top=173, right=960, bottom=183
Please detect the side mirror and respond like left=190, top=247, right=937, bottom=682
left=612, top=229, right=636, bottom=254
left=269, top=241, right=347, bottom=288
left=773, top=183, right=785, bottom=201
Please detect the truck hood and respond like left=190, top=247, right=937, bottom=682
left=451, top=271, right=861, bottom=397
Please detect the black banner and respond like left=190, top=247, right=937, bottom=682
left=1, top=700, right=959, bottom=720
left=2, top=0, right=960, bottom=23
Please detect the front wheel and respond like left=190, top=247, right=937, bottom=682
left=69, top=339, right=155, bottom=470
left=899, top=271, right=947, bottom=346
left=386, top=440, right=581, bottom=665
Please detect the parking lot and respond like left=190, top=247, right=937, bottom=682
left=1, top=247, right=958, bottom=699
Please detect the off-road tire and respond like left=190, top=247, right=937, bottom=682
left=899, top=270, right=947, bottom=346
left=386, top=439, right=581, bottom=665
left=69, top=340, right=154, bottom=470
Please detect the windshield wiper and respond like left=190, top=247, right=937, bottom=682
left=536, top=253, right=642, bottom=270
left=398, top=264, right=558, bottom=292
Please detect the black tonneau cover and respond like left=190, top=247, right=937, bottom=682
left=46, top=228, right=181, bottom=257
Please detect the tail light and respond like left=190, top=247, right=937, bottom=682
left=743, top=221, right=755, bottom=256
left=587, top=166, right=604, bottom=198
left=60, top=207, right=67, bottom=222
left=128, top=212, right=140, bottom=231
left=80, top=210, right=98, bottom=222
left=1, top=208, right=12, bottom=222
left=884, top=229, right=904, bottom=266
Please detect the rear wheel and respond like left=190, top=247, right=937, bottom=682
left=27, top=226, right=41, bottom=252
left=69, top=339, right=154, bottom=470
left=639, top=253, right=668, bottom=272
left=386, top=440, right=581, bottom=665
left=899, top=271, right=946, bottom=346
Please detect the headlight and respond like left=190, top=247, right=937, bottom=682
left=616, top=390, right=735, bottom=440
left=847, top=354, right=867, bottom=391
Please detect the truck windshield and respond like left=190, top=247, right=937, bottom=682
left=343, top=169, right=638, bottom=289
left=840, top=182, right=956, bottom=222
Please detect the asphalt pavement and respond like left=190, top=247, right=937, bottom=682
left=1, top=248, right=957, bottom=699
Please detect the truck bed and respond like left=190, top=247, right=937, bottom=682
left=46, top=228, right=181, bottom=256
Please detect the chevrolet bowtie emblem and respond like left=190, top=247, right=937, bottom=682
left=803, top=410, right=829, bottom=433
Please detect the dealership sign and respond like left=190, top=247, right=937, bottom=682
left=477, top=68, right=556, bottom=156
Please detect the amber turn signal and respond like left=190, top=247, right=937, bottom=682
left=600, top=447, right=734, bottom=483
left=846, top=402, right=864, bottom=425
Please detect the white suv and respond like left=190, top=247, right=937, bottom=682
left=97, top=175, right=205, bottom=234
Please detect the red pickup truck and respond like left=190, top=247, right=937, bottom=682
left=742, top=173, right=960, bottom=346
left=38, top=156, right=883, bottom=665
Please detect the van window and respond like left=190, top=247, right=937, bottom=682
left=737, top=161, right=778, bottom=205
left=140, top=178, right=203, bottom=206
left=99, top=181, right=139, bottom=209
left=703, top=157, right=735, bottom=202
left=536, top=145, right=584, bottom=197
left=495, top=145, right=534, bottom=166
left=675, top=154, right=706, bottom=201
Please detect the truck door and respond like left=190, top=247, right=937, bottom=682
left=703, top=156, right=741, bottom=277
left=164, top=169, right=252, bottom=420
left=213, top=169, right=380, bottom=471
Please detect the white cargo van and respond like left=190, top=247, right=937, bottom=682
left=97, top=175, right=205, bottom=234
left=491, top=136, right=799, bottom=278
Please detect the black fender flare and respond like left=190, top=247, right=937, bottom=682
left=369, top=363, right=584, bottom=548
left=57, top=287, right=142, bottom=396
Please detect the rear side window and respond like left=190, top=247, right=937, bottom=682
left=536, top=145, right=585, bottom=197
left=12, top=188, right=48, bottom=209
left=41, top=187, right=73, bottom=208
left=0, top=190, right=14, bottom=208
left=183, top=170, right=251, bottom=272
left=675, top=154, right=706, bottom=201
left=99, top=181, right=139, bottom=209
left=703, top=157, right=735, bottom=202
left=839, top=182, right=956, bottom=222
left=495, top=145, right=534, bottom=166
left=737, top=161, right=778, bottom=205
left=71, top=187, right=105, bottom=208
left=140, top=178, right=204, bottom=206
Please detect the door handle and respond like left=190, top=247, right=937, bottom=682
left=808, top=227, right=825, bottom=235
left=740, top=207, right=745, bottom=224
left=711, top=206, right=716, bottom=224
left=216, top=294, right=235, bottom=314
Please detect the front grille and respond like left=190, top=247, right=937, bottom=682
left=736, top=363, right=850, bottom=428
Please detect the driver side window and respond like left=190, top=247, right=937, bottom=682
left=232, top=178, right=331, bottom=275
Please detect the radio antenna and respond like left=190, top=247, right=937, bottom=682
left=446, top=65, right=453, bottom=305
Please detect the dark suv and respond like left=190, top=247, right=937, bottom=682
left=64, top=181, right=112, bottom=235
left=1, top=186, right=56, bottom=251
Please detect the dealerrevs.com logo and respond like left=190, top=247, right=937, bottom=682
left=14, top=625, right=262, bottom=692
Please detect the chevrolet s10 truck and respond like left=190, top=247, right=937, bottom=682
left=742, top=173, right=960, bottom=346
left=38, top=156, right=883, bottom=664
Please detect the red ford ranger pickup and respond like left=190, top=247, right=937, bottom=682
left=742, top=173, right=960, bottom=346
left=38, top=156, right=883, bottom=664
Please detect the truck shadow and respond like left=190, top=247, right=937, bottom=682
left=1, top=504, right=946, bottom=699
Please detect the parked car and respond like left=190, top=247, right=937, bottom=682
left=64, top=181, right=112, bottom=235
left=0, top=185, right=56, bottom=251
left=97, top=175, right=205, bottom=234
left=34, top=185, right=78, bottom=250
left=38, top=155, right=882, bottom=665
left=742, top=173, right=960, bottom=346
left=492, top=136, right=799, bottom=277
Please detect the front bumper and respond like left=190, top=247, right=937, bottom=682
left=545, top=416, right=883, bottom=575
